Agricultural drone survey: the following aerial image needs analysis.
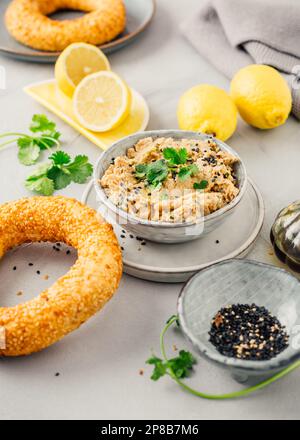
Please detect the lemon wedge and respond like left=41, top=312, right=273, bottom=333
left=73, top=71, right=131, bottom=132
left=55, top=43, right=111, bottom=98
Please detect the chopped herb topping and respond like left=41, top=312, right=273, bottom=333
left=193, top=180, right=208, bottom=190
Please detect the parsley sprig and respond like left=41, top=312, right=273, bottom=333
left=0, top=114, right=61, bottom=165
left=146, top=315, right=300, bottom=400
left=147, top=350, right=196, bottom=381
left=134, top=147, right=200, bottom=189
left=25, top=151, right=93, bottom=196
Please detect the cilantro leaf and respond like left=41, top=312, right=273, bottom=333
left=0, top=114, right=61, bottom=165
left=178, top=164, right=199, bottom=181
left=17, top=137, right=33, bottom=148
left=194, top=180, right=208, bottom=190
left=66, top=155, right=93, bottom=183
left=25, top=151, right=93, bottom=195
left=135, top=163, right=149, bottom=179
left=146, top=356, right=168, bottom=381
left=49, top=151, right=71, bottom=165
left=163, top=147, right=188, bottom=165
left=146, top=350, right=197, bottom=381
left=30, top=114, right=57, bottom=134
left=146, top=160, right=169, bottom=189
left=168, top=351, right=196, bottom=379
left=47, top=166, right=72, bottom=190
left=25, top=163, right=53, bottom=195
left=18, top=143, right=40, bottom=166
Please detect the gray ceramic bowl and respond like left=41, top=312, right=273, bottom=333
left=178, top=259, right=300, bottom=383
left=94, top=130, right=247, bottom=244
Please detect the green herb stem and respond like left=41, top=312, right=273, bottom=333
left=0, top=138, right=20, bottom=149
left=0, top=132, right=30, bottom=139
left=160, top=315, right=300, bottom=400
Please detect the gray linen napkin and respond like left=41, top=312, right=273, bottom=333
left=181, top=0, right=300, bottom=119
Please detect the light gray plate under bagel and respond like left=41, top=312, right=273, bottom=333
left=0, top=0, right=156, bottom=63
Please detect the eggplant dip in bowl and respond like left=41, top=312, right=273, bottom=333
left=94, top=130, right=247, bottom=244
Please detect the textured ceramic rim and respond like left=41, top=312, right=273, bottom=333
left=0, top=0, right=156, bottom=61
left=82, top=177, right=264, bottom=275
left=93, top=130, right=248, bottom=228
left=178, top=259, right=300, bottom=373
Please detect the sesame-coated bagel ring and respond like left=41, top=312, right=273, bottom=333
left=0, top=196, right=122, bottom=356
left=5, top=0, right=126, bottom=52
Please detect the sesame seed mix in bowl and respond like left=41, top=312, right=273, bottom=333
left=209, top=304, right=289, bottom=361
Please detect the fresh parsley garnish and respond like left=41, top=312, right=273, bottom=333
left=193, top=180, right=208, bottom=190
left=163, top=147, right=188, bottom=166
left=25, top=151, right=93, bottom=196
left=178, top=163, right=199, bottom=181
left=146, top=350, right=196, bottom=381
left=135, top=160, right=169, bottom=189
left=0, top=114, right=61, bottom=165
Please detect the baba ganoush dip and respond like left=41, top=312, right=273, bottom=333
left=100, top=137, right=240, bottom=223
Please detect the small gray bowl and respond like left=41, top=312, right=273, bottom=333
left=94, top=130, right=247, bottom=244
left=178, top=259, right=300, bottom=383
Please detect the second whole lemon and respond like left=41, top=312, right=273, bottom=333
left=230, top=65, right=292, bottom=129
left=177, top=84, right=237, bottom=141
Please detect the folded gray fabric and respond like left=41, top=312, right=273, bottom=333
left=181, top=0, right=300, bottom=119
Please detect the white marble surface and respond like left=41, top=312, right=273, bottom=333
left=0, top=0, right=299, bottom=420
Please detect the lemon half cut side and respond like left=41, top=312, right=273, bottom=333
left=73, top=71, right=132, bottom=133
left=55, top=42, right=111, bottom=98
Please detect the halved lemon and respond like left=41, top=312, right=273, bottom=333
left=55, top=43, right=111, bottom=98
left=73, top=71, right=132, bottom=132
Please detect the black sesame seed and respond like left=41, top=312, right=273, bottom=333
left=66, top=250, right=71, bottom=255
left=36, top=270, right=41, bottom=275
left=209, top=303, right=289, bottom=361
left=28, top=263, right=34, bottom=266
left=55, top=372, right=60, bottom=377
left=13, top=266, right=17, bottom=271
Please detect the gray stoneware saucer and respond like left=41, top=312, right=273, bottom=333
left=178, top=259, right=300, bottom=382
left=82, top=178, right=264, bottom=283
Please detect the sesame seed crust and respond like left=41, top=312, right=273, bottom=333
left=0, top=196, right=122, bottom=356
left=5, top=0, right=126, bottom=52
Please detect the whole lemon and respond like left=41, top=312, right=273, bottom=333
left=230, top=65, right=292, bottom=129
left=177, top=84, right=237, bottom=141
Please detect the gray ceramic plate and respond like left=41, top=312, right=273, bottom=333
left=82, top=178, right=265, bottom=283
left=0, top=0, right=155, bottom=63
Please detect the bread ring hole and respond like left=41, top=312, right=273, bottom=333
left=0, top=242, right=77, bottom=307
left=48, top=9, right=86, bottom=21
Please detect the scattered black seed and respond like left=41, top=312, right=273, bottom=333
left=121, top=247, right=124, bottom=251
left=141, top=242, right=146, bottom=246
left=120, top=235, right=126, bottom=239
left=122, top=230, right=126, bottom=234
left=36, top=270, right=41, bottom=275
left=129, top=234, right=134, bottom=239
left=209, top=303, right=289, bottom=361
left=66, top=250, right=71, bottom=255
left=56, top=243, right=61, bottom=247
left=28, top=263, right=34, bottom=266
left=13, top=266, right=17, bottom=271
left=216, top=240, right=220, bottom=244
left=136, top=237, right=143, bottom=241
left=55, top=372, right=60, bottom=377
